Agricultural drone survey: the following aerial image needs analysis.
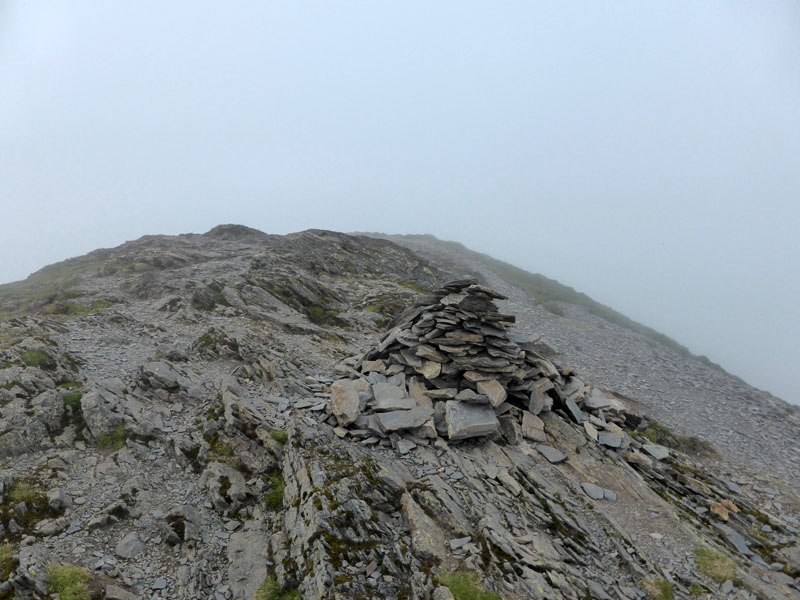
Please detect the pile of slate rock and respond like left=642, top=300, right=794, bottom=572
left=329, top=279, right=621, bottom=446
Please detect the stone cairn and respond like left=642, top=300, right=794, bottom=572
left=330, top=279, right=617, bottom=447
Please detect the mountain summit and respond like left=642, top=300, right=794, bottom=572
left=0, top=227, right=798, bottom=600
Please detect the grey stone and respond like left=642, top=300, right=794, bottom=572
left=603, top=489, right=617, bottom=501
left=330, top=378, right=369, bottom=426
left=401, top=493, right=447, bottom=561
left=476, top=379, right=507, bottom=407
left=152, top=578, right=168, bottom=590
left=361, top=359, right=386, bottom=373
left=642, top=444, right=670, bottom=460
left=445, top=401, right=499, bottom=440
left=433, top=587, right=456, bottom=600
left=521, top=411, right=547, bottom=443
left=584, top=388, right=612, bottom=410
left=396, top=439, right=416, bottom=454
left=227, top=521, right=269, bottom=600
left=564, top=397, right=584, bottom=423
left=199, top=462, right=250, bottom=511
left=536, top=445, right=568, bottom=464
left=139, top=361, right=183, bottom=391
left=115, top=531, right=145, bottom=559
left=721, top=580, right=735, bottom=594
left=580, top=482, right=605, bottom=500
left=35, top=517, right=70, bottom=536
left=81, top=387, right=126, bottom=441
left=448, top=536, right=472, bottom=550
left=498, top=414, right=522, bottom=445
left=372, top=382, right=416, bottom=411
left=47, top=487, right=72, bottom=512
left=714, top=524, right=753, bottom=556
left=724, top=480, right=742, bottom=494
left=374, top=406, right=434, bottom=432
left=105, top=584, right=138, bottom=600
left=416, top=361, right=442, bottom=380
left=586, top=580, right=613, bottom=600
left=11, top=544, right=52, bottom=597
left=454, top=389, right=489, bottom=404
left=598, top=431, right=624, bottom=448
left=529, top=386, right=547, bottom=415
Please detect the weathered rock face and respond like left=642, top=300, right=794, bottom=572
left=0, top=228, right=798, bottom=600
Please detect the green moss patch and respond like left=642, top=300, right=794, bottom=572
left=695, top=547, right=737, bottom=582
left=270, top=430, right=288, bottom=445
left=97, top=424, right=127, bottom=451
left=0, top=543, right=18, bottom=583
left=254, top=576, right=300, bottom=600
left=20, top=350, right=55, bottom=370
left=48, top=565, right=92, bottom=600
left=63, top=391, right=83, bottom=410
left=264, top=471, right=284, bottom=511
left=640, top=420, right=718, bottom=458
left=437, top=571, right=502, bottom=600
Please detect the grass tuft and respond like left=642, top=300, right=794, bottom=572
left=9, top=481, right=44, bottom=505
left=264, top=471, right=284, bottom=511
left=254, top=576, right=300, bottom=600
left=48, top=565, right=92, bottom=600
left=270, top=430, right=288, bottom=445
left=63, top=391, right=83, bottom=410
left=437, top=571, right=502, bottom=600
left=97, top=424, right=127, bottom=451
left=0, top=543, right=18, bottom=582
left=695, top=547, right=737, bottom=582
left=20, top=350, right=54, bottom=369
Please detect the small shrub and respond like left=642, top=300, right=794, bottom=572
left=305, top=305, right=340, bottom=326
left=63, top=391, right=82, bottom=410
left=48, top=565, right=92, bottom=600
left=641, top=420, right=718, bottom=458
left=270, top=430, right=288, bottom=445
left=255, top=576, right=300, bottom=600
left=264, top=471, right=284, bottom=511
left=0, top=543, right=18, bottom=582
left=208, top=434, right=233, bottom=458
left=652, top=579, right=673, bottom=600
left=20, top=350, right=54, bottom=369
left=695, top=547, right=737, bottom=582
left=437, top=571, right=502, bottom=600
left=9, top=481, right=44, bottom=505
left=97, top=424, right=127, bottom=451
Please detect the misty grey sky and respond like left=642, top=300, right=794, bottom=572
left=1, top=2, right=799, bottom=403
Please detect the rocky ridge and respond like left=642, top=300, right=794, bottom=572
left=0, top=226, right=797, bottom=600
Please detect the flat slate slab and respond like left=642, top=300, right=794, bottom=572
left=375, top=406, right=434, bottom=433
left=642, top=444, right=670, bottom=460
left=580, top=482, right=617, bottom=502
left=445, top=400, right=499, bottom=440
left=476, top=379, right=507, bottom=407
left=580, top=482, right=605, bottom=500
left=564, top=398, right=584, bottom=424
left=598, top=431, right=624, bottom=448
left=521, top=411, right=547, bottom=443
left=584, top=388, right=612, bottom=410
left=536, top=445, right=568, bottom=464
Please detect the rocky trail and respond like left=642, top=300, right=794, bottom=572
left=0, top=226, right=798, bottom=600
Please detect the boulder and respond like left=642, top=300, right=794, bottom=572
left=330, top=378, right=370, bottom=426
left=445, top=401, right=499, bottom=441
